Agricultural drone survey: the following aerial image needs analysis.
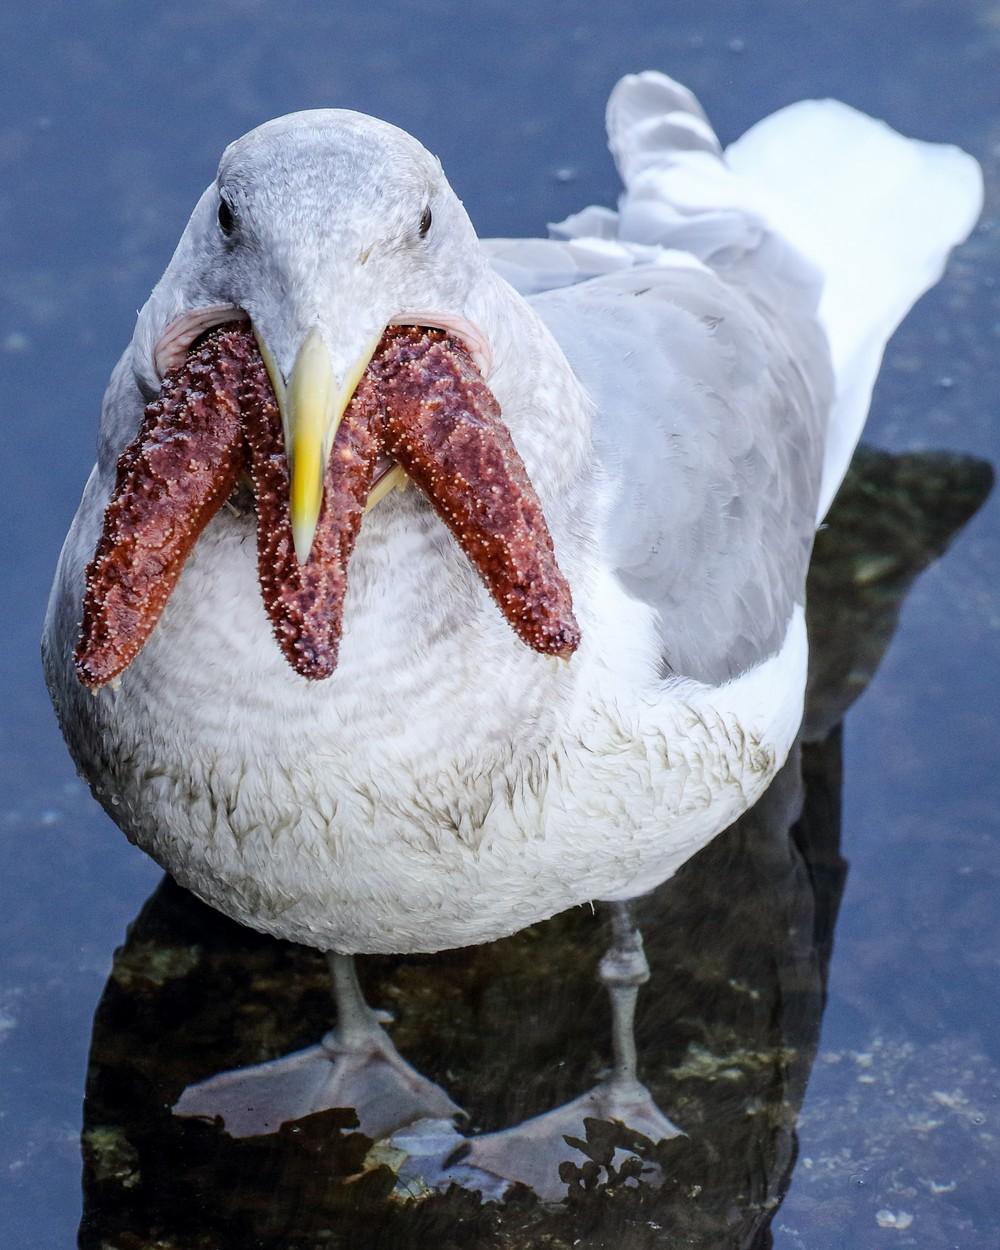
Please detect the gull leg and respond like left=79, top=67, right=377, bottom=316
left=459, top=901, right=681, bottom=1201
left=173, top=952, right=463, bottom=1141
left=592, top=902, right=682, bottom=1137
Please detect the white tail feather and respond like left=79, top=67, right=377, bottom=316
left=725, top=100, right=983, bottom=519
left=494, top=71, right=982, bottom=522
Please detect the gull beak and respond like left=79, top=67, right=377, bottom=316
left=255, top=325, right=380, bottom=563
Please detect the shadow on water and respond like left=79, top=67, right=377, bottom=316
left=77, top=446, right=991, bottom=1249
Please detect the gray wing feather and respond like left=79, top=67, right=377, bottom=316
left=531, top=256, right=833, bottom=684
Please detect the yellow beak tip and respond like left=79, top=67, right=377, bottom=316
left=261, top=323, right=385, bottom=560
left=292, top=515, right=319, bottom=564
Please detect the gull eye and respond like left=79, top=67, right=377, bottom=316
left=418, top=205, right=432, bottom=237
left=218, top=196, right=235, bottom=237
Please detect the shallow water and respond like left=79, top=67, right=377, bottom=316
left=1, top=2, right=998, bottom=1247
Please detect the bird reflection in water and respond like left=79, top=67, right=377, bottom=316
left=77, top=445, right=991, bottom=1248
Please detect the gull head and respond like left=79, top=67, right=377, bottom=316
left=133, top=110, right=495, bottom=561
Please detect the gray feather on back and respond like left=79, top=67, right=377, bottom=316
left=530, top=242, right=832, bottom=685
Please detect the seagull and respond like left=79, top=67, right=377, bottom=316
left=43, top=72, right=981, bottom=1181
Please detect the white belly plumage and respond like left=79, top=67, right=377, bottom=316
left=50, top=500, right=806, bottom=955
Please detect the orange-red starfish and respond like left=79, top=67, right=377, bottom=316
left=75, top=324, right=580, bottom=687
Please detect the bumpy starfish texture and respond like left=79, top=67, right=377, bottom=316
left=375, top=327, right=581, bottom=659
left=75, top=323, right=580, bottom=688
left=74, top=329, right=249, bottom=688
left=243, top=356, right=381, bottom=680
